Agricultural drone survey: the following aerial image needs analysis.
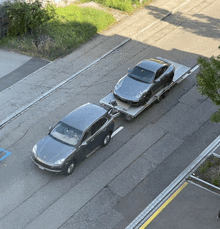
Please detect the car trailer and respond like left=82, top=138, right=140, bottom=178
left=100, top=57, right=192, bottom=121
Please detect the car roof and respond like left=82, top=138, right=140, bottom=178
left=61, top=103, right=107, bottom=131
left=137, top=58, right=167, bottom=73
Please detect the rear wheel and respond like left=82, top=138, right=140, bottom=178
left=102, top=132, right=112, bottom=147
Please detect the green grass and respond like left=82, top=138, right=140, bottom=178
left=81, top=0, right=150, bottom=12
left=0, top=5, right=116, bottom=60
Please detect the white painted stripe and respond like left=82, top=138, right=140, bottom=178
left=190, top=64, right=200, bottom=73
left=126, top=134, right=220, bottom=229
left=112, top=126, right=124, bottom=138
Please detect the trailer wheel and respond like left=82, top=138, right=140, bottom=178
left=162, top=89, right=170, bottom=99
left=157, top=95, right=162, bottom=103
left=125, top=115, right=133, bottom=122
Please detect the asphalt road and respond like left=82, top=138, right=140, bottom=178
left=0, top=0, right=220, bottom=228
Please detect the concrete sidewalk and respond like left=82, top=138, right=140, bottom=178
left=145, top=181, right=220, bottom=229
left=143, top=145, right=220, bottom=229
left=0, top=0, right=199, bottom=125
left=127, top=133, right=220, bottom=229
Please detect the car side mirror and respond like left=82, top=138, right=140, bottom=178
left=49, top=126, right=53, bottom=133
left=128, top=68, right=131, bottom=73
left=81, top=141, right=87, bottom=146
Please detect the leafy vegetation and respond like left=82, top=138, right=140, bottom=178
left=197, top=46, right=220, bottom=122
left=0, top=2, right=115, bottom=60
left=4, top=0, right=56, bottom=36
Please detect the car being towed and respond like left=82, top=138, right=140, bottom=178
left=31, top=103, right=114, bottom=175
left=113, top=58, right=175, bottom=106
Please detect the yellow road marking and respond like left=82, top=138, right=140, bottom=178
left=139, top=182, right=188, bottom=229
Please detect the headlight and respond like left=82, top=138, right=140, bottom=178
left=136, top=92, right=143, bottom=99
left=32, top=145, right=37, bottom=155
left=115, top=80, right=123, bottom=90
left=54, top=158, right=65, bottom=165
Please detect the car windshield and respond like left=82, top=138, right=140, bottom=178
left=50, top=122, right=83, bottom=146
left=129, top=66, right=155, bottom=83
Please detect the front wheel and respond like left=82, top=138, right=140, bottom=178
left=102, top=132, right=112, bottom=147
left=140, top=92, right=151, bottom=105
left=64, top=160, right=76, bottom=175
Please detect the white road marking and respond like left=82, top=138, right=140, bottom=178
left=112, top=126, right=124, bottom=138
left=190, top=64, right=200, bottom=73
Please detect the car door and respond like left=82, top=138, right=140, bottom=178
left=152, top=66, right=168, bottom=93
left=80, top=117, right=108, bottom=158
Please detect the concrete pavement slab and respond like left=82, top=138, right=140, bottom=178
left=108, top=157, right=157, bottom=198
left=142, top=132, right=184, bottom=165
left=178, top=85, right=207, bottom=108
left=156, top=99, right=218, bottom=139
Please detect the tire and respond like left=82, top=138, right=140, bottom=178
left=140, top=92, right=151, bottom=105
left=102, top=132, right=112, bottom=147
left=64, top=160, right=76, bottom=175
left=125, top=114, right=133, bottom=122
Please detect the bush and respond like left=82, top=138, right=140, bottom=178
left=4, top=0, right=56, bottom=36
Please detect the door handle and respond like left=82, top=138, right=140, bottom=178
left=91, top=138, right=94, bottom=141
left=103, top=128, right=106, bottom=131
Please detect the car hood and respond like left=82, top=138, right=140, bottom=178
left=114, top=75, right=151, bottom=102
left=35, top=135, right=75, bottom=164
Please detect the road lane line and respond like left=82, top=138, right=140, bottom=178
left=112, top=126, right=124, bottom=137
left=139, top=182, right=188, bottom=229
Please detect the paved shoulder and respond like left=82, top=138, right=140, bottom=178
left=0, top=49, right=50, bottom=92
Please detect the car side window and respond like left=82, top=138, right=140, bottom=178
left=82, top=128, right=92, bottom=142
left=155, top=66, right=168, bottom=80
left=82, top=117, right=107, bottom=142
left=91, top=117, right=107, bottom=135
left=161, top=66, right=168, bottom=74
left=155, top=69, right=162, bottom=79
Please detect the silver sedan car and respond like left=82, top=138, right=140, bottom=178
left=31, top=103, right=114, bottom=175
left=114, top=58, right=175, bottom=106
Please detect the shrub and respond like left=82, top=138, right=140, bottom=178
left=4, top=0, right=56, bottom=37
